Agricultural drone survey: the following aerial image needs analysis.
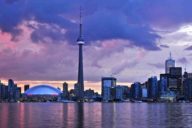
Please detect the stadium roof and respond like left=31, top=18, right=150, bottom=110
left=24, top=85, right=62, bottom=96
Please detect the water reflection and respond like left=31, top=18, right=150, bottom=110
left=62, top=103, right=69, bottom=127
left=75, top=103, right=84, bottom=128
left=102, top=103, right=116, bottom=128
left=1, top=103, right=192, bottom=128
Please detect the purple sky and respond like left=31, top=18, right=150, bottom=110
left=1, top=0, right=192, bottom=92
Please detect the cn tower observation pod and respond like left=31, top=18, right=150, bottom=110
left=77, top=41, right=85, bottom=45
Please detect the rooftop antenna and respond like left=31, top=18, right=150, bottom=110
left=184, top=63, right=187, bottom=72
left=169, top=51, right=172, bottom=59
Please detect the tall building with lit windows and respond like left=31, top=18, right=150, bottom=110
left=148, top=76, right=158, bottom=99
left=101, top=77, right=116, bottom=101
left=8, top=79, right=16, bottom=102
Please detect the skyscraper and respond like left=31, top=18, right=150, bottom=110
left=101, top=77, right=116, bottom=101
left=159, top=77, right=168, bottom=95
left=63, top=82, right=68, bottom=99
left=115, top=86, right=124, bottom=101
left=165, top=52, right=175, bottom=74
left=8, top=79, right=16, bottom=102
left=169, top=67, right=182, bottom=93
left=24, top=84, right=30, bottom=92
left=0, top=82, right=8, bottom=101
left=183, top=78, right=192, bottom=101
left=147, top=76, right=158, bottom=100
left=16, top=87, right=21, bottom=100
left=0, top=82, right=2, bottom=100
left=77, top=9, right=85, bottom=100
left=130, top=82, right=142, bottom=100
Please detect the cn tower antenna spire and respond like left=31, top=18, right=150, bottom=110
left=77, top=6, right=84, bottom=42
left=80, top=6, right=82, bottom=25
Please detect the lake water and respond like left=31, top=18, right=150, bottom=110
left=0, top=103, right=192, bottom=128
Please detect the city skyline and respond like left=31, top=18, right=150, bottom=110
left=0, top=52, right=187, bottom=94
left=1, top=1, right=192, bottom=92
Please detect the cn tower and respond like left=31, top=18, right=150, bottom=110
left=77, top=9, right=84, bottom=100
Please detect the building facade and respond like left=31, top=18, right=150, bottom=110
left=147, top=77, right=158, bottom=100
left=115, top=86, right=124, bottom=101
left=130, top=82, right=142, bottom=100
left=63, top=82, right=69, bottom=99
left=101, top=77, right=116, bottom=101
left=8, top=79, right=17, bottom=102
left=183, top=78, right=192, bottom=101
left=169, top=67, right=182, bottom=93
left=159, top=77, right=168, bottom=95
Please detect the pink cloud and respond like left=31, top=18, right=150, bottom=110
left=0, top=31, right=11, bottom=42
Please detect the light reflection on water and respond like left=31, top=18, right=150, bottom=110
left=0, top=103, right=192, bottom=128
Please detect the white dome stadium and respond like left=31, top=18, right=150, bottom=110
left=24, top=85, right=62, bottom=96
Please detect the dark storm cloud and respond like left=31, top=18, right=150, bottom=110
left=1, top=0, right=192, bottom=49
left=81, top=10, right=160, bottom=50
